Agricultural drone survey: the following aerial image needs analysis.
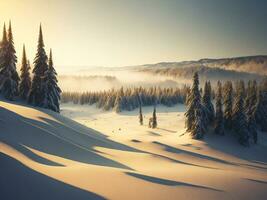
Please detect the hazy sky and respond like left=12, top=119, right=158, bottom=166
left=0, top=0, right=266, bottom=69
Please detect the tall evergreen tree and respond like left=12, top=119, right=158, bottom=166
left=28, top=25, right=48, bottom=106
left=247, top=111, right=258, bottom=144
left=138, top=94, right=143, bottom=125
left=114, top=88, right=123, bottom=113
left=202, top=81, right=215, bottom=125
left=244, top=80, right=252, bottom=109
left=0, top=24, right=8, bottom=91
left=185, top=72, right=206, bottom=139
left=0, top=22, right=19, bottom=100
left=254, top=79, right=267, bottom=132
left=7, top=21, right=19, bottom=89
left=214, top=81, right=224, bottom=135
left=19, top=45, right=31, bottom=99
left=246, top=81, right=258, bottom=115
left=232, top=81, right=249, bottom=146
left=42, top=49, right=61, bottom=112
left=152, top=104, right=157, bottom=128
left=223, top=81, right=233, bottom=129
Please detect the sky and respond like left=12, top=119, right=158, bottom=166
left=0, top=0, right=266, bottom=69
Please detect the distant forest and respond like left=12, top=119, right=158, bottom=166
left=62, top=86, right=189, bottom=112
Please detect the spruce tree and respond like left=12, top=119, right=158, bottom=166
left=245, top=80, right=258, bottom=117
left=42, top=49, right=61, bottom=112
left=138, top=94, right=143, bottom=125
left=232, top=81, right=249, bottom=146
left=103, top=94, right=113, bottom=110
left=185, top=72, right=199, bottom=132
left=0, top=22, right=19, bottom=100
left=247, top=112, right=258, bottom=144
left=244, top=80, right=252, bottom=110
left=223, top=81, right=233, bottom=129
left=0, top=24, right=8, bottom=91
left=214, top=81, right=224, bottom=135
left=202, top=81, right=215, bottom=125
left=185, top=72, right=206, bottom=139
left=114, top=89, right=123, bottom=113
left=19, top=45, right=31, bottom=99
left=152, top=104, right=157, bottom=128
left=28, top=25, right=48, bottom=106
left=254, top=80, right=267, bottom=132
left=191, top=105, right=205, bottom=139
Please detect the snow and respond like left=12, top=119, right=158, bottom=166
left=1, top=100, right=267, bottom=200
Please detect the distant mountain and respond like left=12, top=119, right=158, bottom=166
left=128, top=55, right=267, bottom=83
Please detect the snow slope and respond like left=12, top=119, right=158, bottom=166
left=1, top=101, right=267, bottom=200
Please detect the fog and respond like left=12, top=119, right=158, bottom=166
left=58, top=68, right=191, bottom=93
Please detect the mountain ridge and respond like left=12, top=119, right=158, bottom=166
left=125, top=55, right=267, bottom=82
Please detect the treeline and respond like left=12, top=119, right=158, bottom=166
left=61, top=86, right=189, bottom=112
left=185, top=72, right=267, bottom=146
left=0, top=22, right=61, bottom=112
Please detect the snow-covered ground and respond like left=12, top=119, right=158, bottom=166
left=1, top=101, right=267, bottom=200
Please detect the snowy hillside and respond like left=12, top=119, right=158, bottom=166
left=1, top=100, right=267, bottom=200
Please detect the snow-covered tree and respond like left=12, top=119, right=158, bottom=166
left=254, top=80, right=267, bottom=132
left=152, top=104, right=157, bottom=129
left=202, top=81, right=215, bottom=125
left=247, top=112, right=258, bottom=144
left=114, top=88, right=123, bottom=113
left=245, top=80, right=257, bottom=117
left=232, top=81, right=249, bottom=146
left=223, top=81, right=233, bottom=129
left=185, top=72, right=206, bottom=139
left=0, top=22, right=19, bottom=100
left=0, top=24, right=8, bottom=92
left=28, top=25, right=48, bottom=106
left=103, top=93, right=114, bottom=111
left=214, top=81, right=224, bottom=135
left=191, top=105, right=206, bottom=139
left=41, top=49, right=61, bottom=112
left=19, top=45, right=31, bottom=100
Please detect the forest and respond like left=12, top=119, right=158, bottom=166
left=61, top=86, right=189, bottom=112
left=61, top=73, right=267, bottom=147
left=0, top=22, right=61, bottom=112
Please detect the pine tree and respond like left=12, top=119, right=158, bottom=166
left=185, top=72, right=206, bottom=139
left=214, top=81, right=224, bottom=135
left=247, top=112, right=258, bottom=144
left=0, top=24, right=8, bottom=91
left=254, top=80, right=267, bottom=132
left=103, top=94, right=113, bottom=110
left=19, top=45, right=31, bottom=99
left=152, top=104, right=157, bottom=128
left=232, top=81, right=249, bottom=146
left=7, top=22, right=19, bottom=90
left=223, top=81, right=233, bottom=129
left=244, top=80, right=252, bottom=109
left=191, top=105, right=206, bottom=139
left=28, top=25, right=48, bottom=106
left=245, top=80, right=258, bottom=143
left=0, top=22, right=19, bottom=100
left=41, top=49, right=61, bottom=112
left=138, top=94, right=143, bottom=125
left=114, top=89, right=123, bottom=113
left=202, top=81, right=215, bottom=125
left=245, top=80, right=258, bottom=117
